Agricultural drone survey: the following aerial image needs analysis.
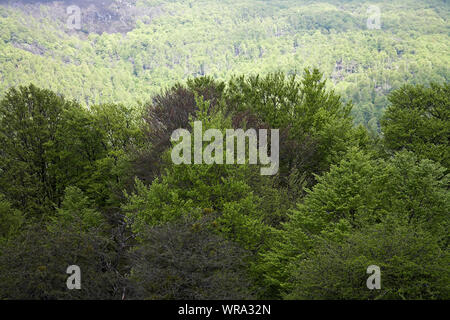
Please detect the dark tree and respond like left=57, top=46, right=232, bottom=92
left=134, top=77, right=225, bottom=183
left=127, top=215, right=255, bottom=300
left=381, top=82, right=449, bottom=169
left=0, top=223, right=122, bottom=300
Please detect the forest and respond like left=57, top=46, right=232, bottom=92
left=0, top=0, right=448, bottom=300
left=0, top=71, right=448, bottom=299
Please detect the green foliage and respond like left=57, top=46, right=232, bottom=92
left=0, top=60, right=448, bottom=299
left=83, top=103, right=145, bottom=210
left=0, top=84, right=91, bottom=215
left=0, top=85, right=143, bottom=218
left=48, top=186, right=105, bottom=233
left=381, top=82, right=450, bottom=169
left=0, top=0, right=448, bottom=126
left=0, top=195, right=24, bottom=244
left=128, top=215, right=255, bottom=300
left=0, top=223, right=120, bottom=300
left=124, top=98, right=271, bottom=251
left=287, top=223, right=449, bottom=300
left=261, top=148, right=449, bottom=298
left=225, top=69, right=360, bottom=184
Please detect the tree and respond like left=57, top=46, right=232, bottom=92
left=261, top=148, right=449, bottom=298
left=0, top=222, right=121, bottom=300
left=127, top=215, right=255, bottom=300
left=381, top=83, right=450, bottom=169
left=225, top=69, right=366, bottom=187
left=0, top=84, right=103, bottom=216
left=48, top=186, right=105, bottom=233
left=135, top=77, right=225, bottom=184
left=85, top=103, right=145, bottom=214
left=286, top=223, right=449, bottom=300
left=0, top=194, right=24, bottom=244
left=0, top=85, right=145, bottom=221
left=124, top=98, right=270, bottom=252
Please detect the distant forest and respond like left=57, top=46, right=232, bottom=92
left=0, top=0, right=448, bottom=130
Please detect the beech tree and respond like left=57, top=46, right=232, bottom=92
left=127, top=215, right=255, bottom=300
left=225, top=69, right=367, bottom=187
left=261, top=149, right=449, bottom=298
left=381, top=82, right=449, bottom=169
left=287, top=223, right=449, bottom=300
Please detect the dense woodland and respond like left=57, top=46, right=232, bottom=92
left=0, top=71, right=448, bottom=299
left=0, top=0, right=449, bottom=300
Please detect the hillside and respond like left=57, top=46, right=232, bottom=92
left=0, top=0, right=449, bottom=129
